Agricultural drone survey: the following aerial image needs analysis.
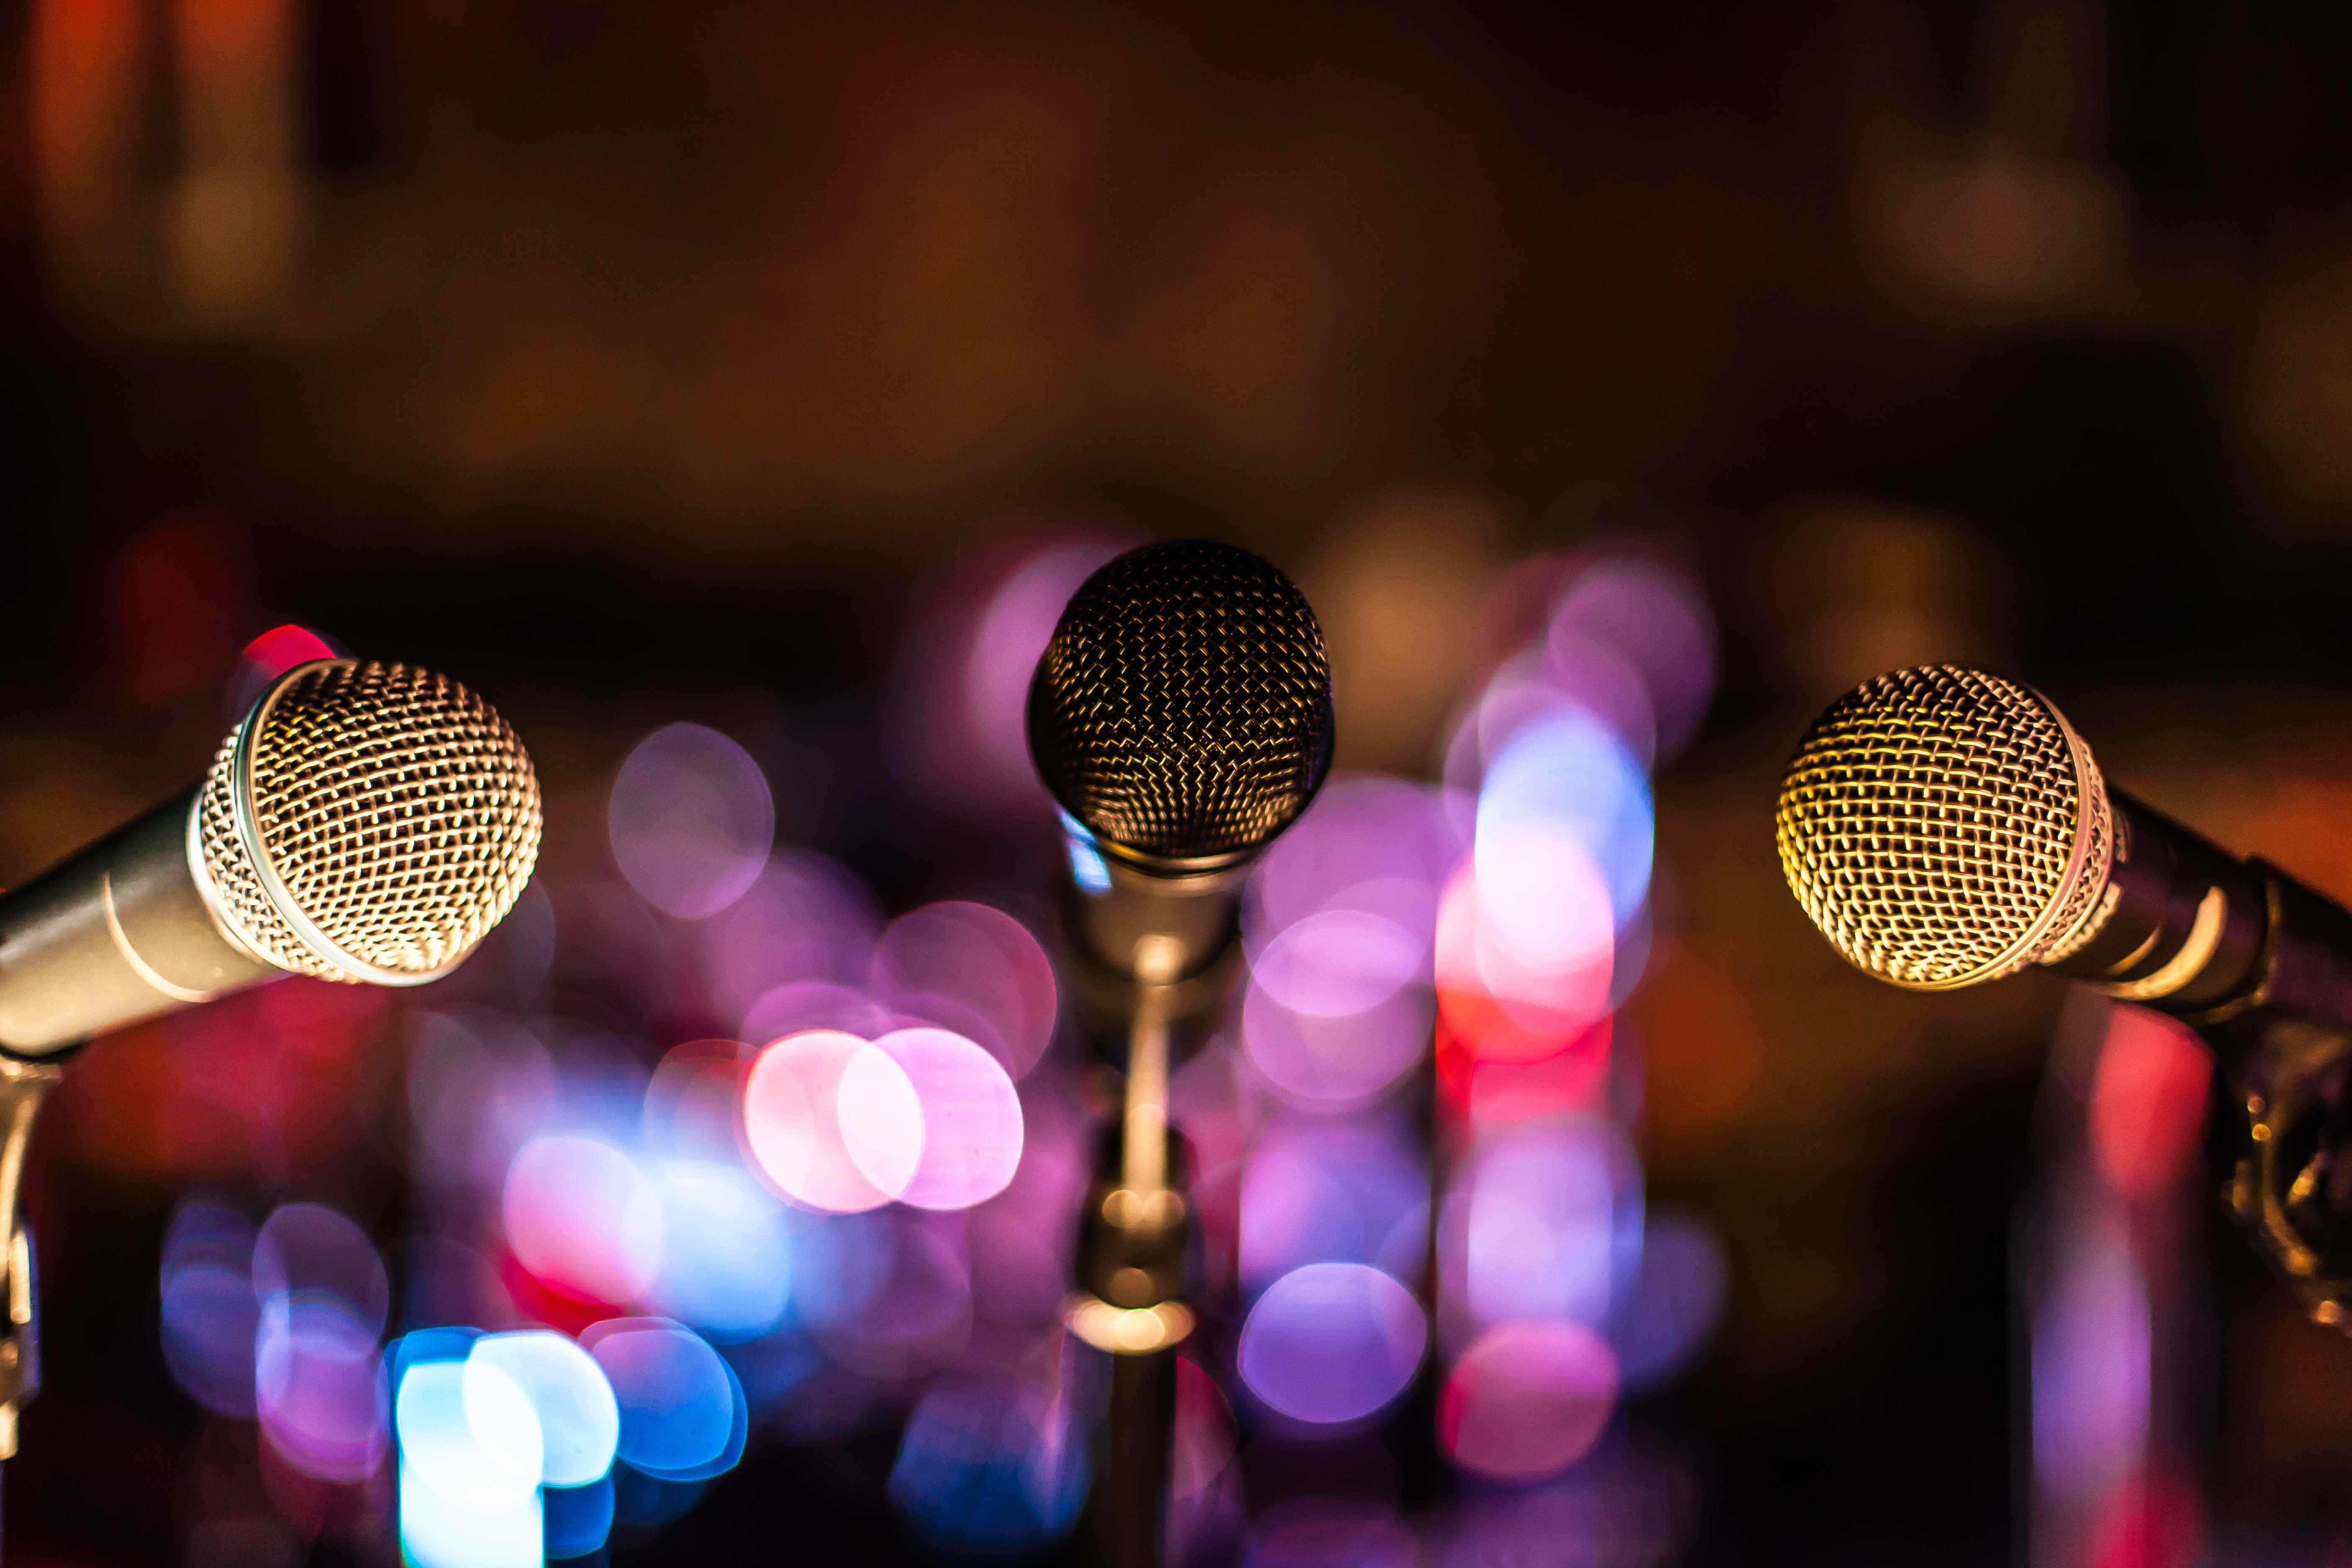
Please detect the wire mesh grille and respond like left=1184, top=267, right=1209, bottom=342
left=1774, top=664, right=2111, bottom=990
left=197, top=661, right=543, bottom=982
left=1028, top=539, right=1333, bottom=862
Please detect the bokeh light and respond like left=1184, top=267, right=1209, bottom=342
left=888, top=1376, right=1089, bottom=1559
left=255, top=1202, right=391, bottom=1336
left=585, top=1318, right=749, bottom=1481
left=871, top=902, right=1059, bottom=1077
left=1240, top=1121, right=1427, bottom=1293
left=645, top=1160, right=794, bottom=1340
left=804, top=1211, right=974, bottom=1381
left=1435, top=858, right=1612, bottom=1062
left=876, top=1027, right=1024, bottom=1211
left=544, top=1477, right=616, bottom=1560
left=398, top=1350, right=535, bottom=1507
left=697, top=854, right=879, bottom=1032
left=742, top=1030, right=923, bottom=1212
left=502, top=1135, right=665, bottom=1305
left=1609, top=1212, right=1729, bottom=1393
left=160, top=1198, right=260, bottom=1417
left=1442, top=1320, right=1620, bottom=1481
left=2088, top=1008, right=2212, bottom=1202
left=608, top=722, right=776, bottom=919
left=252, top=1203, right=391, bottom=1483
left=1236, top=1262, right=1427, bottom=1426
left=467, top=1331, right=620, bottom=1487
left=1455, top=1119, right=1641, bottom=1331
left=1475, top=709, right=1652, bottom=931
left=1243, top=980, right=1434, bottom=1110
left=1544, top=556, right=1715, bottom=758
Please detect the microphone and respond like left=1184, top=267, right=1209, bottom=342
left=1028, top=538, right=1333, bottom=982
left=1028, top=539, right=1331, bottom=1568
left=1774, top=663, right=2352, bottom=1029
left=0, top=657, right=543, bottom=1055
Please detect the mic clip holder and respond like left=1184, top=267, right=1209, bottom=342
left=2170, top=862, right=2352, bottom=1329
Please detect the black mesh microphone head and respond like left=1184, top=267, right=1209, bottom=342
left=1028, top=539, right=1334, bottom=870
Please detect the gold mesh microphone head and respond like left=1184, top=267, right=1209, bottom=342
left=192, top=660, right=543, bottom=985
left=1774, top=665, right=2115, bottom=990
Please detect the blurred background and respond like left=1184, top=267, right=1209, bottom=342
left=4, top=0, right=2352, bottom=1563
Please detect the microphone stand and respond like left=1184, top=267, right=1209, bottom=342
left=1066, top=935, right=1226, bottom=1568
left=2156, top=864, right=2352, bottom=1321
left=0, top=1055, right=60, bottom=1563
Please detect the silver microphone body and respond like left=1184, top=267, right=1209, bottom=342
left=0, top=658, right=543, bottom=1057
left=1777, top=664, right=2352, bottom=1031
left=0, top=788, right=274, bottom=1052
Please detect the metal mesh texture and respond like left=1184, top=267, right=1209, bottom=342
left=196, top=661, right=543, bottom=983
left=1028, top=539, right=1333, bottom=862
left=1774, top=664, right=2112, bottom=990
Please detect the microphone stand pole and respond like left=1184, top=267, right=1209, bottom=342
left=1069, top=936, right=1197, bottom=1568
left=0, top=1055, right=60, bottom=1563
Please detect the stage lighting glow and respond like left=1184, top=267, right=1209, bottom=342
left=585, top=1318, right=749, bottom=1481
left=1239, top=1122, right=1427, bottom=1293
left=1435, top=861, right=1612, bottom=1059
left=160, top=1199, right=260, bottom=1417
left=1545, top=557, right=1715, bottom=758
left=742, top=1030, right=922, bottom=1212
left=645, top=1160, right=794, bottom=1340
left=399, top=1462, right=542, bottom=1568
left=254, top=1202, right=390, bottom=1337
left=459, top=1352, right=546, bottom=1492
left=803, top=1211, right=973, bottom=1381
left=1476, top=709, right=1652, bottom=931
left=2089, top=1007, right=2211, bottom=1202
left=740, top=981, right=896, bottom=1054
left=641, top=1040, right=752, bottom=1163
left=876, top=1027, right=1024, bottom=1211
left=543, top=1476, right=616, bottom=1560
left=967, top=542, right=1127, bottom=790
left=250, top=1202, right=391, bottom=1483
left=872, top=902, right=1059, bottom=1077
left=1441, top=1320, right=1619, bottom=1481
left=398, top=1357, right=539, bottom=1507
left=787, top=1207, right=897, bottom=1330
left=1251, top=908, right=1421, bottom=1019
left=467, top=1331, right=620, bottom=1488
left=2033, top=1202, right=2150, bottom=1500
left=502, top=1135, right=665, bottom=1305
left=1609, top=1211, right=1728, bottom=1393
left=698, top=853, right=879, bottom=1027
left=1245, top=776, right=1460, bottom=954
left=608, top=722, right=775, bottom=919
left=408, top=1009, right=559, bottom=1191
left=1242, top=980, right=1433, bottom=1110
left=255, top=1294, right=387, bottom=1483
left=887, top=1376, right=1089, bottom=1558
left=1458, top=1119, right=1640, bottom=1329
left=1236, top=1262, right=1426, bottom=1426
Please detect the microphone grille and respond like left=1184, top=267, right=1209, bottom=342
left=1774, top=664, right=2113, bottom=990
left=196, top=660, right=543, bottom=985
left=1028, top=539, right=1333, bottom=864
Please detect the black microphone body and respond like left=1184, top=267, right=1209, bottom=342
left=2044, top=789, right=2352, bottom=1036
left=1777, top=664, right=2352, bottom=1316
